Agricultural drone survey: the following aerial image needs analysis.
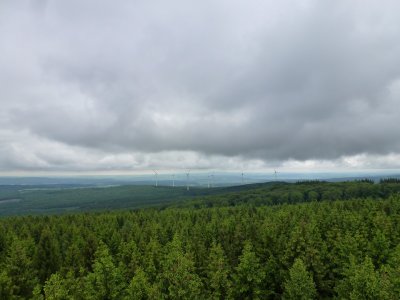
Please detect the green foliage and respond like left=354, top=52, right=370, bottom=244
left=380, top=178, right=400, bottom=184
left=233, top=241, right=265, bottom=299
left=0, top=271, right=13, bottom=299
left=125, top=267, right=151, bottom=300
left=207, top=242, right=232, bottom=299
left=1, top=179, right=400, bottom=216
left=336, top=256, right=391, bottom=299
left=1, top=182, right=400, bottom=298
left=35, top=226, right=61, bottom=283
left=0, top=185, right=221, bottom=216
left=160, top=234, right=203, bottom=299
left=181, top=180, right=400, bottom=209
left=85, top=244, right=125, bottom=299
left=43, top=273, right=69, bottom=300
left=64, top=238, right=86, bottom=275
left=32, top=284, right=44, bottom=300
left=118, top=240, right=141, bottom=279
left=387, top=245, right=400, bottom=289
left=283, top=258, right=316, bottom=300
left=5, top=238, right=39, bottom=298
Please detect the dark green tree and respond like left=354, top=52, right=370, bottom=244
left=35, top=227, right=61, bottom=283
left=85, top=244, right=125, bottom=300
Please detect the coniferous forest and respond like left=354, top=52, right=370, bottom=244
left=1, top=181, right=400, bottom=299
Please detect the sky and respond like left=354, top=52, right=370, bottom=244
left=1, top=0, right=400, bottom=175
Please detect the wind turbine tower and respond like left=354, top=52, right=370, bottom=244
left=153, top=170, right=158, bottom=187
left=172, top=174, right=175, bottom=187
left=274, top=169, right=278, bottom=181
left=241, top=171, right=244, bottom=185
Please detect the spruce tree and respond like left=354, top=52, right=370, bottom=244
left=336, top=256, right=389, bottom=300
left=43, top=273, right=69, bottom=300
left=5, top=238, right=39, bottom=298
left=161, top=234, right=203, bottom=299
left=35, top=226, right=61, bottom=283
left=283, top=258, right=316, bottom=300
left=0, top=271, right=13, bottom=299
left=125, top=267, right=150, bottom=300
left=233, top=241, right=265, bottom=299
left=85, top=244, right=126, bottom=300
left=207, top=242, right=232, bottom=299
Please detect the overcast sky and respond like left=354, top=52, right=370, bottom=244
left=1, top=0, right=400, bottom=174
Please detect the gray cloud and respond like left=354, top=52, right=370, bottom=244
left=1, top=0, right=400, bottom=172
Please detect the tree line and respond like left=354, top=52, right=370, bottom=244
left=177, top=180, right=400, bottom=209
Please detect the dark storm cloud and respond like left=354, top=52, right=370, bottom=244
left=1, top=0, right=400, bottom=172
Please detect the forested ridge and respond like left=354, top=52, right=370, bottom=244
left=1, top=181, right=400, bottom=299
left=176, top=179, right=400, bottom=208
left=2, top=179, right=400, bottom=216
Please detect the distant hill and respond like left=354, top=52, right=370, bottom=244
left=2, top=179, right=400, bottom=216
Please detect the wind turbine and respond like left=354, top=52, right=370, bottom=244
left=207, top=174, right=211, bottom=188
left=241, top=171, right=244, bottom=185
left=172, top=173, right=175, bottom=187
left=186, top=170, right=191, bottom=191
left=274, top=169, right=278, bottom=181
left=153, top=170, right=158, bottom=187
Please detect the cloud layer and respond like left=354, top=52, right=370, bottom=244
left=1, top=0, right=400, bottom=173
